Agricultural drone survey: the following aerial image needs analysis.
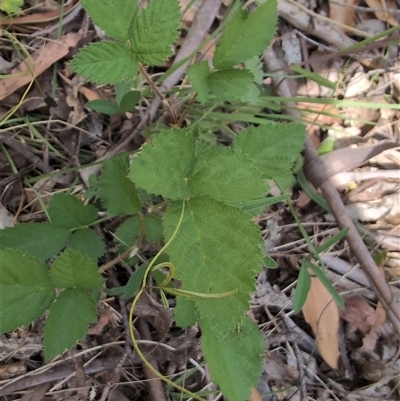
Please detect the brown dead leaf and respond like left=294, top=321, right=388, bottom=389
left=340, top=295, right=377, bottom=333
left=249, top=388, right=263, bottom=401
left=364, top=0, right=399, bottom=26
left=0, top=1, right=77, bottom=25
left=303, top=274, right=340, bottom=369
left=329, top=0, right=359, bottom=31
left=0, top=31, right=83, bottom=101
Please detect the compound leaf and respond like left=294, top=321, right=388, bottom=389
left=189, top=145, right=267, bottom=206
left=43, top=288, right=97, bottom=360
left=0, top=223, right=70, bottom=262
left=207, top=69, right=259, bottom=103
left=164, top=198, right=264, bottom=330
left=201, top=317, right=264, bottom=401
left=131, top=0, right=181, bottom=65
left=66, top=229, right=106, bottom=261
left=48, top=193, right=98, bottom=228
left=143, top=214, right=163, bottom=243
left=187, top=61, right=210, bottom=104
left=233, top=123, right=306, bottom=179
left=98, top=157, right=141, bottom=216
left=0, top=249, right=56, bottom=333
left=81, top=0, right=138, bottom=42
left=49, top=248, right=103, bottom=290
left=129, top=128, right=195, bottom=200
left=69, top=41, right=138, bottom=84
left=213, top=0, right=278, bottom=69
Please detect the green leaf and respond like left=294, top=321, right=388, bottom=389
left=0, top=249, right=56, bottom=333
left=69, top=42, right=139, bottom=85
left=81, top=0, right=138, bottom=42
left=187, top=61, right=210, bottom=104
left=43, top=289, right=97, bottom=360
left=245, top=56, right=263, bottom=85
left=129, top=128, right=195, bottom=200
left=235, top=193, right=290, bottom=216
left=49, top=248, right=103, bottom=290
left=0, top=223, right=71, bottom=262
left=98, top=157, right=141, bottom=216
left=233, top=123, right=306, bottom=179
left=189, top=146, right=267, bottom=206
left=315, top=227, right=349, bottom=254
left=48, top=193, right=98, bottom=228
left=290, top=64, right=336, bottom=90
left=201, top=317, right=264, bottom=401
left=123, top=263, right=148, bottom=299
left=143, top=214, right=163, bottom=243
left=213, top=0, right=278, bottom=69
left=164, top=198, right=264, bottom=330
left=307, top=262, right=345, bottom=309
left=1, top=0, right=23, bottom=15
left=131, top=0, right=181, bottom=65
left=293, top=262, right=311, bottom=312
left=66, top=229, right=106, bottom=261
left=174, top=297, right=197, bottom=328
left=263, top=254, right=278, bottom=269
left=86, top=99, right=120, bottom=115
left=114, top=215, right=141, bottom=254
left=208, top=69, right=259, bottom=103
left=119, top=90, right=141, bottom=112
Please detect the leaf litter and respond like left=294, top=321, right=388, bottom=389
left=1, top=0, right=400, bottom=400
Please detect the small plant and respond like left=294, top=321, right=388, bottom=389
left=0, top=1, right=312, bottom=400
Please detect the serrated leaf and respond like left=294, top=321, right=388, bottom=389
left=263, top=254, right=278, bottom=269
left=174, top=297, right=197, bottom=328
left=98, top=157, right=141, bottom=216
left=114, top=215, right=141, bottom=254
left=119, top=90, right=141, bottom=112
left=48, top=193, right=98, bottom=228
left=164, top=198, right=264, bottom=329
left=81, top=0, right=138, bottom=41
left=143, top=214, right=163, bottom=242
left=189, top=145, right=267, bottom=206
left=0, top=223, right=71, bottom=262
left=66, top=229, right=106, bottom=261
left=49, top=248, right=103, bottom=290
left=129, top=128, right=195, bottom=200
left=293, top=262, right=311, bottom=312
left=86, top=99, right=120, bottom=115
left=201, top=317, right=264, bottom=401
left=69, top=42, right=138, bottom=85
left=187, top=61, right=210, bottom=103
left=207, top=69, right=259, bottom=103
left=131, top=0, right=181, bottom=65
left=43, top=289, right=97, bottom=360
left=245, top=56, right=263, bottom=85
left=213, top=0, right=278, bottom=69
left=233, top=123, right=306, bottom=179
left=0, top=249, right=56, bottom=333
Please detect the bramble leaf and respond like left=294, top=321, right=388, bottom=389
left=81, top=0, right=138, bottom=42
left=164, top=197, right=264, bottom=330
left=69, top=42, right=138, bottom=84
left=43, top=289, right=97, bottom=360
left=233, top=123, right=306, bottom=179
left=0, top=249, right=56, bottom=333
left=174, top=297, right=197, bottom=328
left=129, top=128, right=195, bottom=200
left=48, top=193, right=98, bottom=228
left=0, top=223, right=70, bottom=262
left=114, top=215, right=141, bottom=254
left=98, top=157, right=141, bottom=216
left=49, top=248, right=103, bottom=290
left=66, top=229, right=106, bottom=261
left=189, top=145, right=266, bottom=206
left=187, top=61, right=210, bottom=103
left=207, top=69, right=259, bottom=103
left=213, top=0, right=278, bottom=69
left=201, top=317, right=264, bottom=401
left=131, top=0, right=181, bottom=65
left=143, top=214, right=163, bottom=242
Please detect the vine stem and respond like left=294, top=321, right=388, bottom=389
left=128, top=201, right=206, bottom=401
